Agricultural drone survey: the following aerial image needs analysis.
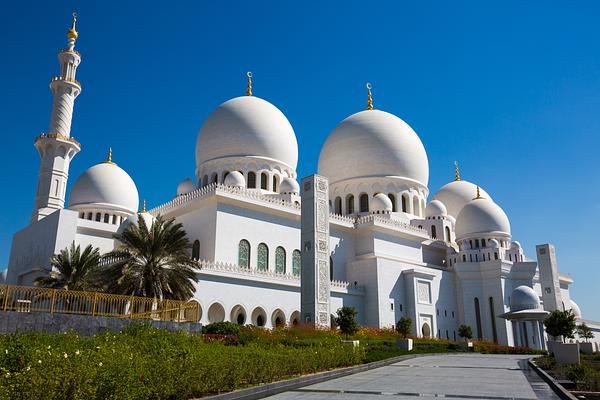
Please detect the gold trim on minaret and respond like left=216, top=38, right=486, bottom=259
left=246, top=71, right=253, bottom=96
left=67, top=12, right=78, bottom=40
left=474, top=186, right=482, bottom=200
left=141, top=199, right=147, bottom=213
left=104, top=147, right=113, bottom=164
left=454, top=161, right=461, bottom=181
left=366, top=83, right=373, bottom=110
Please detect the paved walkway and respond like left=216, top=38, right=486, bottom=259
left=266, top=354, right=561, bottom=399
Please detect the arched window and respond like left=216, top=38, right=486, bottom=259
left=359, top=193, right=369, bottom=213
left=272, top=175, right=279, bottom=192
left=275, top=246, right=286, bottom=274
left=112, top=215, right=118, bottom=224
left=95, top=213, right=101, bottom=222
left=292, top=250, right=301, bottom=276
left=260, top=172, right=268, bottom=190
left=238, top=240, right=250, bottom=268
left=334, top=197, right=342, bottom=214
left=413, top=197, right=419, bottom=215
left=329, top=256, right=334, bottom=280
left=431, top=225, right=437, bottom=239
left=445, top=226, right=451, bottom=242
left=346, top=195, right=355, bottom=214
left=462, top=254, right=466, bottom=262
left=494, top=252, right=498, bottom=260
left=192, top=240, right=200, bottom=261
left=222, top=171, right=229, bottom=182
left=474, top=297, right=483, bottom=340
left=489, top=297, right=498, bottom=343
left=388, top=194, right=396, bottom=212
left=103, top=213, right=110, bottom=223
left=401, top=194, right=408, bottom=212
left=257, top=243, right=269, bottom=270
left=211, top=173, right=218, bottom=184
left=247, top=172, right=256, bottom=188
left=87, top=212, right=93, bottom=220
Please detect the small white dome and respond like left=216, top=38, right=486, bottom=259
left=69, top=161, right=139, bottom=214
left=510, top=241, right=522, bottom=251
left=118, top=211, right=156, bottom=234
left=432, top=180, right=492, bottom=218
left=510, top=286, right=540, bottom=311
left=196, top=96, right=298, bottom=171
left=224, top=171, right=246, bottom=187
left=318, top=110, right=429, bottom=187
left=280, top=177, right=299, bottom=194
left=425, top=200, right=447, bottom=217
left=488, top=239, right=500, bottom=248
left=371, top=193, right=393, bottom=213
left=570, top=300, right=582, bottom=318
left=455, top=197, right=510, bottom=240
left=177, top=178, right=197, bottom=196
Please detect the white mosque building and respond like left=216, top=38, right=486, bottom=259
left=5, top=17, right=599, bottom=349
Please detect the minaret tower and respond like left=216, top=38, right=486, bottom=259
left=31, top=13, right=82, bottom=222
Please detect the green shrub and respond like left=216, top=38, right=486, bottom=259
left=334, top=307, right=359, bottom=339
left=202, top=321, right=241, bottom=336
left=395, top=317, right=412, bottom=339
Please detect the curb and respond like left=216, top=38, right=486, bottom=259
left=196, top=353, right=425, bottom=400
left=528, top=359, right=578, bottom=400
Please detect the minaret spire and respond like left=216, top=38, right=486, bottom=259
left=105, top=147, right=113, bottom=164
left=31, top=14, right=83, bottom=222
left=454, top=161, right=461, bottom=181
left=246, top=71, right=253, bottom=96
left=366, top=83, right=373, bottom=110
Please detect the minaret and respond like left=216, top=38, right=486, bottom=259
left=31, top=13, right=82, bottom=222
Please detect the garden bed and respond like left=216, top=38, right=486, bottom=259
left=534, top=353, right=600, bottom=398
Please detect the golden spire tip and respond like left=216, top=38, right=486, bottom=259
left=246, top=71, right=253, bottom=96
left=475, top=186, right=481, bottom=199
left=105, top=147, right=113, bottom=164
left=141, top=199, right=147, bottom=213
left=366, top=82, right=373, bottom=110
left=67, top=12, right=78, bottom=40
left=454, top=161, right=461, bottom=181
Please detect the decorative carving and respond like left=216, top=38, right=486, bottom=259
left=417, top=281, right=431, bottom=304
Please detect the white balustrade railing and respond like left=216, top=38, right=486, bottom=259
left=355, top=214, right=430, bottom=236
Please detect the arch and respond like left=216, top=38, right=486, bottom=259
left=431, top=225, right=437, bottom=239
left=388, top=194, right=397, bottom=212
left=329, top=256, right=334, bottom=280
left=260, top=172, right=268, bottom=190
left=185, top=299, right=202, bottom=322
left=445, top=226, right=451, bottom=242
left=462, top=254, right=466, bottom=262
left=257, top=243, right=269, bottom=271
left=247, top=172, right=256, bottom=188
left=207, top=302, right=225, bottom=323
left=211, top=172, right=218, bottom=184
left=275, top=246, right=286, bottom=274
left=222, top=171, right=230, bottom=182
left=251, top=307, right=267, bottom=327
left=271, top=309, right=286, bottom=328
left=290, top=310, right=300, bottom=326
left=230, top=304, right=247, bottom=325
left=272, top=175, right=279, bottom=192
left=87, top=212, right=92, bottom=220
left=95, top=213, right=101, bottom=222
left=238, top=239, right=251, bottom=268
left=401, top=194, right=408, bottom=212
left=292, top=249, right=301, bottom=276
left=346, top=194, right=355, bottom=214
left=412, top=196, right=419, bottom=216
left=474, top=297, right=483, bottom=339
left=103, top=213, right=110, bottom=223
left=192, top=240, right=200, bottom=261
left=489, top=297, right=498, bottom=343
left=421, top=322, right=431, bottom=338
left=359, top=193, right=369, bottom=213
left=334, top=197, right=342, bottom=214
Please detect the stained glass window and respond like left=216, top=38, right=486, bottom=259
left=238, top=240, right=250, bottom=268
left=292, top=250, right=301, bottom=276
left=275, top=247, right=286, bottom=274
left=257, top=243, right=268, bottom=271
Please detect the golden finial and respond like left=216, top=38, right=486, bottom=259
left=454, top=161, right=461, bottom=181
left=474, top=186, right=482, bottom=199
left=67, top=12, right=78, bottom=40
left=366, top=83, right=373, bottom=110
left=105, top=147, right=113, bottom=164
left=246, top=71, right=253, bottom=96
left=141, top=199, right=147, bottom=213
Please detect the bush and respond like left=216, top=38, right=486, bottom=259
left=395, top=317, right=412, bottom=339
left=458, top=325, right=473, bottom=341
left=202, top=321, right=241, bottom=336
left=334, top=307, right=359, bottom=339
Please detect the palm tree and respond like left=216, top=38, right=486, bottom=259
left=34, top=242, right=100, bottom=291
left=102, top=215, right=199, bottom=300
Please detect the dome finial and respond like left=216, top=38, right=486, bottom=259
left=246, top=71, right=253, bottom=96
left=454, top=160, right=461, bottom=181
left=366, top=82, right=373, bottom=110
left=474, top=186, right=483, bottom=199
left=141, top=199, right=147, bottom=213
left=67, top=12, right=78, bottom=40
left=105, top=147, right=113, bottom=164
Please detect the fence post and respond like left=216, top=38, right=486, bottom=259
left=50, top=289, right=56, bottom=313
left=2, top=285, right=10, bottom=311
left=92, top=292, right=97, bottom=316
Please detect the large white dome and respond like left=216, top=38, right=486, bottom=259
left=196, top=96, right=298, bottom=171
left=318, top=110, right=429, bottom=187
left=68, top=162, right=139, bottom=214
left=432, top=180, right=493, bottom=219
left=455, top=197, right=510, bottom=240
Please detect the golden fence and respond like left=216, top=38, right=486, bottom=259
left=0, top=284, right=200, bottom=323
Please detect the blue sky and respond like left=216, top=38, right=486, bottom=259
left=1, top=1, right=599, bottom=320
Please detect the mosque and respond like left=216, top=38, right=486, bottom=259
left=4, top=16, right=599, bottom=349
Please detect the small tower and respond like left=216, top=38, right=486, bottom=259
left=31, top=13, right=82, bottom=222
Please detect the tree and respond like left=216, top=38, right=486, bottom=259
left=395, top=317, right=412, bottom=339
left=101, top=215, right=200, bottom=300
left=458, top=324, right=473, bottom=342
left=544, top=310, right=576, bottom=343
left=335, top=306, right=359, bottom=339
left=34, top=242, right=100, bottom=291
left=576, top=322, right=594, bottom=342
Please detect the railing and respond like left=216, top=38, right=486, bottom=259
left=0, top=284, right=200, bottom=323
left=35, top=133, right=81, bottom=147
left=355, top=214, right=430, bottom=237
